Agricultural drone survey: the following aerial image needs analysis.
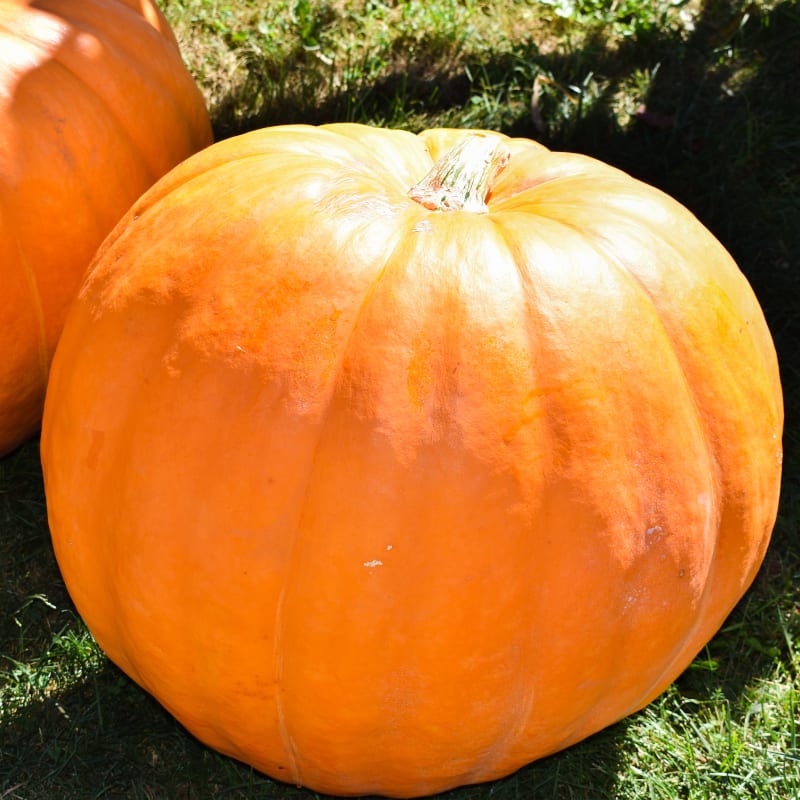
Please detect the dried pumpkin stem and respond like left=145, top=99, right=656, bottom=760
left=408, top=134, right=510, bottom=213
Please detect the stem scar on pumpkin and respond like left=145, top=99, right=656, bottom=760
left=408, top=134, right=510, bottom=213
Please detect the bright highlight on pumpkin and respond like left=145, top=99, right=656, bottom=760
left=41, top=123, right=782, bottom=799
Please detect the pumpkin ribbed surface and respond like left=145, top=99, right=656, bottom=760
left=40, top=124, right=782, bottom=798
left=0, top=0, right=212, bottom=455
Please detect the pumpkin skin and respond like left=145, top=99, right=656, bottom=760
left=41, top=124, right=783, bottom=798
left=0, top=0, right=212, bottom=456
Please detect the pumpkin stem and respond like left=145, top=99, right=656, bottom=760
left=408, top=134, right=510, bottom=213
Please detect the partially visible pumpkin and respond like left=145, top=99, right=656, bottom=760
left=41, top=124, right=783, bottom=798
left=0, top=0, right=212, bottom=455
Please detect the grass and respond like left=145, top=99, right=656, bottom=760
left=2, top=0, right=799, bottom=797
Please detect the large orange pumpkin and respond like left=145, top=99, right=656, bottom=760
left=0, top=0, right=212, bottom=455
left=40, top=124, right=783, bottom=797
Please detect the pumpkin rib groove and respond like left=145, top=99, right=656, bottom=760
left=508, top=207, right=775, bottom=716
left=271, top=584, right=302, bottom=787
left=491, top=207, right=726, bottom=733
left=515, top=207, right=714, bottom=440
left=269, top=210, right=419, bottom=788
left=464, top=216, right=553, bottom=784
left=28, top=0, right=204, bottom=178
left=18, top=61, right=116, bottom=237
left=45, top=53, right=161, bottom=187
left=482, top=219, right=607, bottom=765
